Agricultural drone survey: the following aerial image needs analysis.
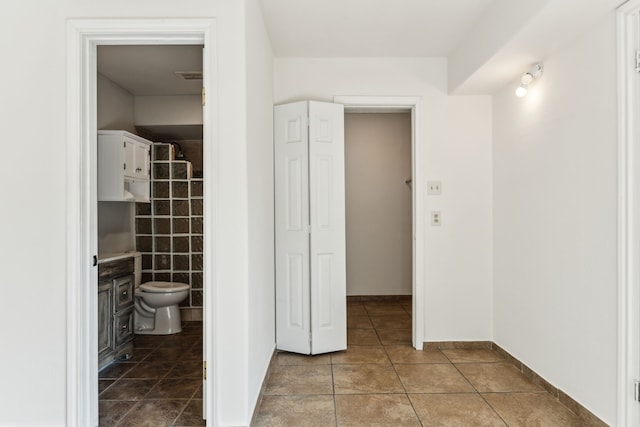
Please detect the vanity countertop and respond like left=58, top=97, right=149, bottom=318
left=98, top=251, right=140, bottom=264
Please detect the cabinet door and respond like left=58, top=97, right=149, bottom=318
left=124, top=139, right=136, bottom=179
left=98, top=282, right=114, bottom=363
left=134, top=142, right=150, bottom=180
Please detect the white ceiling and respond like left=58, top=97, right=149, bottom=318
left=97, top=45, right=203, bottom=96
left=260, top=0, right=496, bottom=57
left=96, top=0, right=623, bottom=98
left=98, top=2, right=500, bottom=96
left=95, top=0, right=621, bottom=140
left=98, top=45, right=203, bottom=140
left=260, top=0, right=623, bottom=94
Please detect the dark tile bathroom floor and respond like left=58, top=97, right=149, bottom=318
left=253, top=299, right=586, bottom=426
left=99, top=321, right=204, bottom=427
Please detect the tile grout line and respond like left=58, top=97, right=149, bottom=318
left=443, top=352, right=511, bottom=427
left=171, top=379, right=204, bottom=426
left=112, top=363, right=145, bottom=427
left=473, top=392, right=511, bottom=427
left=370, top=308, right=425, bottom=427
left=386, top=345, right=452, bottom=427
left=170, top=399, right=191, bottom=427
left=113, top=402, right=138, bottom=427
left=330, top=354, right=339, bottom=427
left=384, top=343, right=423, bottom=426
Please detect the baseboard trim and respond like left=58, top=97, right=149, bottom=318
left=424, top=341, right=493, bottom=350
left=425, top=341, right=608, bottom=426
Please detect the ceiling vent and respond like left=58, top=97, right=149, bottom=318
left=175, top=71, right=203, bottom=80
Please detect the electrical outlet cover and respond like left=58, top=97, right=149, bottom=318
left=431, top=211, right=441, bottom=226
left=427, top=181, right=442, bottom=195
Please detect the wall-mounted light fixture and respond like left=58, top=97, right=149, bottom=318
left=515, top=63, right=543, bottom=97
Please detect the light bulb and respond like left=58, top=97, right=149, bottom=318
left=520, top=73, right=534, bottom=85
left=515, top=85, right=527, bottom=97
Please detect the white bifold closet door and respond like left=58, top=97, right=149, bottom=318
left=274, top=100, right=346, bottom=355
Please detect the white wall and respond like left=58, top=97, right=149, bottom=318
left=345, top=113, right=412, bottom=296
left=0, top=1, right=262, bottom=425
left=246, top=0, right=275, bottom=420
left=274, top=58, right=493, bottom=341
left=97, top=73, right=137, bottom=255
left=97, top=202, right=135, bottom=254
left=492, top=13, right=617, bottom=424
left=97, top=73, right=136, bottom=133
left=134, top=95, right=203, bottom=126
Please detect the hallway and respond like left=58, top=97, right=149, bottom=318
left=254, top=298, right=583, bottom=426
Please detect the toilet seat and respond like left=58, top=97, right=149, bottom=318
left=139, top=281, right=190, bottom=293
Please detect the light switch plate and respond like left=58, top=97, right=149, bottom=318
left=427, top=181, right=442, bottom=195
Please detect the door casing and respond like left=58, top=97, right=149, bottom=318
left=334, top=95, right=424, bottom=349
left=617, top=2, right=640, bottom=426
left=66, top=19, right=217, bottom=426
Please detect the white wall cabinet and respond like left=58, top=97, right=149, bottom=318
left=123, top=137, right=151, bottom=181
left=274, top=101, right=347, bottom=355
left=98, top=130, right=151, bottom=202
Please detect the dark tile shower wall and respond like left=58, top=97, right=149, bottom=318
left=135, top=143, right=204, bottom=308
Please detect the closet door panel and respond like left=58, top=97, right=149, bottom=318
left=309, top=101, right=347, bottom=354
left=275, top=101, right=311, bottom=354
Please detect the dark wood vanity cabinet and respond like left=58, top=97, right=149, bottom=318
left=98, top=257, right=135, bottom=371
left=97, top=281, right=114, bottom=365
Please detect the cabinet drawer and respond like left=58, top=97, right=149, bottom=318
left=114, top=275, right=134, bottom=310
left=114, top=307, right=134, bottom=346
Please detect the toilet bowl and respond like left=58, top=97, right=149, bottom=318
left=134, top=281, right=190, bottom=335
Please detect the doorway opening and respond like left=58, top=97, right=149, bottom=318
left=335, top=96, right=424, bottom=349
left=66, top=19, right=216, bottom=427
left=344, top=112, right=413, bottom=333
left=96, top=44, right=205, bottom=425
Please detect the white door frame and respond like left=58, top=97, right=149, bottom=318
left=334, top=95, right=424, bottom=350
left=617, top=2, right=640, bottom=426
left=66, top=19, right=217, bottom=426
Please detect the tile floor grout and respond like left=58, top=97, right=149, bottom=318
left=444, top=350, right=512, bottom=426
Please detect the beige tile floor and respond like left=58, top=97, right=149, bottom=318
left=98, top=321, right=204, bottom=427
left=254, top=299, right=584, bottom=427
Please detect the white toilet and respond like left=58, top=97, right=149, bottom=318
left=133, top=254, right=191, bottom=335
